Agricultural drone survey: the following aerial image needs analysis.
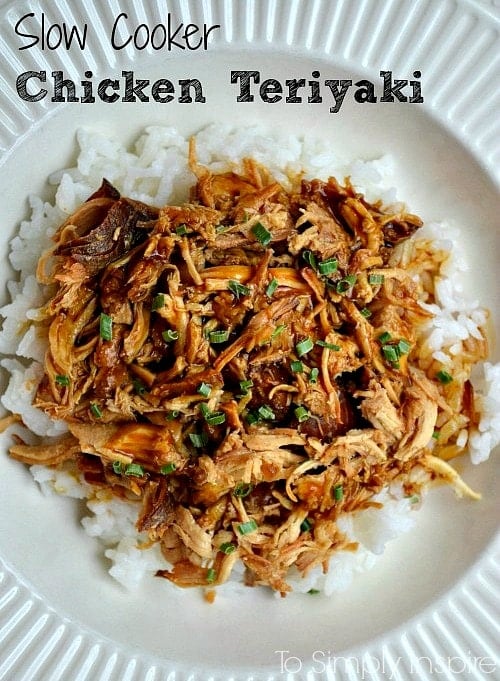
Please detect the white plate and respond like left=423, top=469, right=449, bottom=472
left=0, top=1, right=499, bottom=679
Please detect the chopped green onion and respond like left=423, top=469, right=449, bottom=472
left=219, top=542, right=237, bottom=555
left=160, top=463, right=177, bottom=474
left=257, top=405, right=275, bottom=420
left=378, top=331, right=392, bottom=343
left=380, top=337, right=411, bottom=365
left=308, top=588, right=321, bottom=595
left=189, top=432, right=208, bottom=448
left=175, top=224, right=189, bottom=235
left=132, top=379, right=147, bottom=395
left=165, top=410, right=179, bottom=421
left=197, top=382, right=212, bottom=397
left=125, top=463, right=144, bottom=477
left=237, top=519, right=258, bottom=535
left=228, top=280, right=251, bottom=299
left=152, top=294, right=165, bottom=311
left=206, top=568, right=217, bottom=583
left=265, top=278, right=278, bottom=297
left=55, top=374, right=70, bottom=387
left=309, top=367, right=319, bottom=383
left=99, top=313, right=113, bottom=341
left=318, top=258, right=338, bottom=275
left=296, top=337, right=314, bottom=357
left=360, top=307, right=372, bottom=318
left=199, top=402, right=210, bottom=418
left=162, top=329, right=179, bottom=343
left=334, top=484, right=344, bottom=501
left=294, top=406, right=310, bottom=423
left=436, top=370, right=453, bottom=384
left=90, top=402, right=102, bottom=418
left=382, top=344, right=399, bottom=363
left=316, top=340, right=340, bottom=351
left=112, top=460, right=123, bottom=474
left=300, top=518, right=313, bottom=532
left=290, top=360, right=304, bottom=373
left=239, top=379, right=253, bottom=395
left=205, top=410, right=226, bottom=426
left=233, top=482, right=253, bottom=498
left=302, top=250, right=318, bottom=270
left=209, top=329, right=229, bottom=343
left=368, top=273, right=385, bottom=285
left=432, top=430, right=440, bottom=440
left=397, top=339, right=412, bottom=355
left=251, top=222, right=272, bottom=246
left=245, top=411, right=260, bottom=425
left=336, top=275, right=357, bottom=294
left=271, top=324, right=287, bottom=339
left=408, top=493, right=421, bottom=505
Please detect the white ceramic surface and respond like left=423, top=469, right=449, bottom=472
left=0, top=1, right=498, bottom=679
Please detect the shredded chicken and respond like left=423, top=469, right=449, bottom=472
left=8, top=148, right=488, bottom=597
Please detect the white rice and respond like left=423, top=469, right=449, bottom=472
left=1, top=124, right=498, bottom=594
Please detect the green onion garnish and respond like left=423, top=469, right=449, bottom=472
left=290, top=360, right=304, bottom=373
left=237, top=519, right=258, bottom=535
left=99, top=313, right=113, bottom=341
left=55, top=374, right=70, bottom=386
left=300, top=518, right=313, bottom=532
left=334, top=484, right=344, bottom=501
left=318, top=258, right=338, bottom=275
left=165, top=410, right=179, bottom=421
left=265, top=278, right=278, bottom=297
left=432, top=431, right=440, bottom=440
left=436, top=370, right=453, bottom=384
left=132, top=379, right=147, bottom=395
left=382, top=344, right=399, bottom=363
left=228, top=280, right=251, bottom=299
left=199, top=403, right=210, bottom=418
left=112, top=461, right=123, bottom=474
left=309, top=367, right=319, bottom=383
left=160, top=463, right=177, bottom=474
left=378, top=331, right=392, bottom=343
left=125, top=463, right=144, bottom=477
left=360, top=307, right=372, bottom=318
left=152, top=294, right=165, bottom=311
left=397, top=339, right=412, bottom=355
left=233, top=482, right=253, bottom=498
left=368, top=273, right=384, bottom=285
left=316, top=340, right=340, bottom=351
left=219, top=542, right=237, bottom=555
left=239, top=380, right=253, bottom=395
left=294, top=406, right=310, bottom=423
left=302, top=250, right=318, bottom=270
left=308, top=588, right=321, bottom=595
left=197, top=382, right=212, bottom=397
left=271, top=324, right=286, bottom=339
left=162, top=329, right=179, bottom=342
left=257, top=405, right=275, bottom=420
left=296, top=337, right=314, bottom=357
left=209, top=329, right=229, bottom=343
left=205, top=411, right=226, bottom=426
left=251, top=222, right=272, bottom=246
left=245, top=411, right=260, bottom=425
left=189, top=432, right=208, bottom=448
left=175, top=224, right=189, bottom=236
left=206, top=568, right=217, bottom=583
left=336, top=275, right=357, bottom=294
left=90, top=402, right=102, bottom=418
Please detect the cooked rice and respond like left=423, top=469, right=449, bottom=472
left=1, top=124, right=498, bottom=595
